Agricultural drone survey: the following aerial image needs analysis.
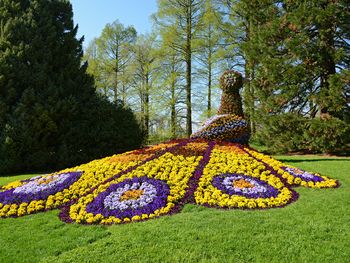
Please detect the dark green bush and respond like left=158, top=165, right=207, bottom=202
left=303, top=117, right=350, bottom=153
left=254, top=113, right=350, bottom=154
left=0, top=97, right=144, bottom=175
left=253, top=113, right=307, bottom=153
left=0, top=0, right=144, bottom=175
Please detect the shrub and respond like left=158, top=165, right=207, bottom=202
left=0, top=97, right=144, bottom=175
left=253, top=113, right=307, bottom=153
left=303, top=117, right=350, bottom=153
left=254, top=113, right=350, bottom=154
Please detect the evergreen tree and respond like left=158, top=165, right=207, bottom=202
left=0, top=0, right=144, bottom=174
left=239, top=1, right=350, bottom=118
left=240, top=0, right=350, bottom=152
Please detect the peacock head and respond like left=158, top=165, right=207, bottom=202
left=219, top=70, right=243, bottom=93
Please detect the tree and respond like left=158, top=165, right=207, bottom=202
left=196, top=0, right=223, bottom=118
left=131, top=34, right=158, bottom=140
left=232, top=0, right=350, bottom=152
left=0, top=0, right=144, bottom=174
left=153, top=0, right=203, bottom=137
left=95, top=20, right=137, bottom=104
left=238, top=1, right=350, bottom=118
left=84, top=38, right=110, bottom=97
left=156, top=44, right=185, bottom=138
left=217, top=0, right=271, bottom=132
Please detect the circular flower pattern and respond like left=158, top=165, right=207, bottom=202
left=212, top=173, right=279, bottom=198
left=0, top=172, right=82, bottom=205
left=282, top=167, right=324, bottom=182
left=86, top=177, right=170, bottom=219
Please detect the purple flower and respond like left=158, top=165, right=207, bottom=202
left=0, top=172, right=82, bottom=205
left=86, top=176, right=170, bottom=219
left=282, top=167, right=324, bottom=182
left=212, top=173, right=279, bottom=198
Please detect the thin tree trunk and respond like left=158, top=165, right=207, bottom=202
left=171, top=72, right=176, bottom=138
left=250, top=66, right=256, bottom=133
left=114, top=69, right=118, bottom=104
left=244, top=16, right=256, bottom=133
left=185, top=4, right=192, bottom=137
left=140, top=87, right=145, bottom=132
left=114, top=51, right=119, bottom=104
left=122, top=81, right=126, bottom=106
left=207, top=45, right=212, bottom=118
left=144, top=73, right=150, bottom=140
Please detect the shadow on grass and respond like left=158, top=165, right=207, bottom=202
left=0, top=171, right=49, bottom=178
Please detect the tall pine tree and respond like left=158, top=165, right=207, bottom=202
left=241, top=0, right=350, bottom=152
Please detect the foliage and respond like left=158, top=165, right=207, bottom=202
left=253, top=113, right=307, bottom=153
left=303, top=117, right=350, bottom=153
left=153, top=0, right=204, bottom=137
left=254, top=113, right=350, bottom=153
left=240, top=0, right=349, bottom=117
left=195, top=0, right=224, bottom=118
left=82, top=1, right=350, bottom=155
left=84, top=20, right=137, bottom=103
left=0, top=0, right=144, bottom=174
left=218, top=0, right=350, bottom=153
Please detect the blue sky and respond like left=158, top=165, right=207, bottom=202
left=70, top=0, right=158, bottom=47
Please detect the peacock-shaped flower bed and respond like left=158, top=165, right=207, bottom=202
left=0, top=138, right=339, bottom=224
left=0, top=70, right=340, bottom=225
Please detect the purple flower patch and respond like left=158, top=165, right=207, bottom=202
left=0, top=172, right=82, bottom=205
left=282, top=167, right=324, bottom=182
left=212, top=173, right=279, bottom=198
left=86, top=176, right=170, bottom=219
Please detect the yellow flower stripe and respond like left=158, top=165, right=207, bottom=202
left=194, top=144, right=294, bottom=209
left=244, top=148, right=338, bottom=188
left=68, top=152, right=202, bottom=224
left=0, top=141, right=179, bottom=218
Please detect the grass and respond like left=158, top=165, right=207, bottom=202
left=0, top=174, right=42, bottom=185
left=0, top=156, right=349, bottom=263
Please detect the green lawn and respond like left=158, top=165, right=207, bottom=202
left=0, top=156, right=349, bottom=263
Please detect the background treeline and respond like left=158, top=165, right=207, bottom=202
left=0, top=0, right=144, bottom=174
left=84, top=0, right=350, bottom=153
left=1, top=0, right=349, bottom=174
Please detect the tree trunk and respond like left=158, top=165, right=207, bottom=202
left=144, top=73, right=150, bottom=140
left=140, top=87, right=145, bottom=133
left=185, top=4, right=192, bottom=137
left=171, top=72, right=176, bottom=138
left=319, top=3, right=336, bottom=119
left=114, top=69, right=118, bottom=104
left=244, top=59, right=256, bottom=133
left=122, top=81, right=126, bottom=106
left=207, top=39, right=212, bottom=118
left=114, top=51, right=119, bottom=105
left=243, top=16, right=256, bottom=133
